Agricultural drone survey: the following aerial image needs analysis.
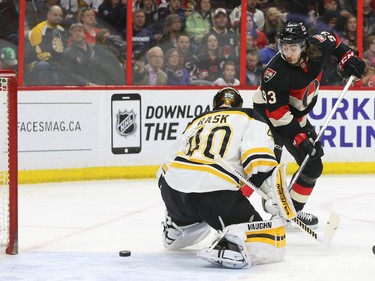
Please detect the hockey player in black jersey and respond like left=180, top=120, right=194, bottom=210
left=253, top=21, right=365, bottom=229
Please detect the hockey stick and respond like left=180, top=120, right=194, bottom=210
left=287, top=75, right=355, bottom=191
left=215, top=156, right=340, bottom=246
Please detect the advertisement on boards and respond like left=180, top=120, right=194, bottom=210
left=17, top=89, right=374, bottom=170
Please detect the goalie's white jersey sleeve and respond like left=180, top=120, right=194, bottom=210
left=162, top=108, right=278, bottom=193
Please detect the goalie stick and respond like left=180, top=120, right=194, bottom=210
left=215, top=156, right=340, bottom=247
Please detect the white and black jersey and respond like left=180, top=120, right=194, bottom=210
left=160, top=108, right=278, bottom=193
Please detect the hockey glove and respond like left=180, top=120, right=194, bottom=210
left=262, top=198, right=279, bottom=216
left=338, top=50, right=366, bottom=79
left=293, top=133, right=324, bottom=159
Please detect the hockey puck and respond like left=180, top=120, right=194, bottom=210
left=119, top=250, right=131, bottom=257
left=372, top=245, right=375, bottom=255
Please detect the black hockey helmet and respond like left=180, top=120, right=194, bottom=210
left=279, top=21, right=308, bottom=45
left=213, top=87, right=243, bottom=110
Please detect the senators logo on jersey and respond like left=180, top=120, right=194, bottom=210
left=264, top=68, right=276, bottom=82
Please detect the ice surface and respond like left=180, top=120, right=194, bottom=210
left=0, top=175, right=374, bottom=281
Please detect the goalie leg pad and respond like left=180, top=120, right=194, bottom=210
left=198, top=217, right=286, bottom=268
left=198, top=228, right=251, bottom=269
left=244, top=217, right=286, bottom=265
left=162, top=214, right=211, bottom=250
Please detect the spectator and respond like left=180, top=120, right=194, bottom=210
left=245, top=49, right=263, bottom=86
left=230, top=0, right=265, bottom=32
left=78, top=7, right=100, bottom=45
left=363, top=35, right=375, bottom=62
left=25, top=0, right=61, bottom=33
left=92, top=39, right=126, bottom=85
left=176, top=33, right=200, bottom=80
left=363, top=0, right=375, bottom=40
left=310, top=10, right=340, bottom=34
left=136, top=0, right=159, bottom=28
left=361, top=57, right=375, bottom=87
left=185, top=0, right=212, bottom=48
left=96, top=28, right=126, bottom=65
left=259, top=32, right=279, bottom=67
left=197, top=32, right=225, bottom=82
left=60, top=0, right=80, bottom=16
left=158, top=14, right=183, bottom=53
left=263, top=7, right=286, bottom=43
left=319, top=0, right=345, bottom=31
left=245, top=32, right=258, bottom=52
left=28, top=5, right=67, bottom=85
left=63, top=23, right=98, bottom=86
left=81, top=0, right=102, bottom=13
left=133, top=46, right=168, bottom=85
left=184, top=0, right=197, bottom=16
left=246, top=12, right=268, bottom=49
left=206, top=8, right=239, bottom=60
left=213, top=60, right=240, bottom=86
left=162, top=48, right=191, bottom=85
left=0, top=47, right=18, bottom=71
left=98, top=0, right=127, bottom=33
left=153, top=0, right=187, bottom=35
left=339, top=15, right=357, bottom=52
left=124, top=8, right=159, bottom=61
left=337, top=0, right=356, bottom=18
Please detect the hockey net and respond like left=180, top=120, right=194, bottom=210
left=0, top=70, right=18, bottom=255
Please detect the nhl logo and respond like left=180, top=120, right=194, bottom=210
left=116, top=110, right=136, bottom=136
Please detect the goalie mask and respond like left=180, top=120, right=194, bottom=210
left=213, top=87, right=243, bottom=110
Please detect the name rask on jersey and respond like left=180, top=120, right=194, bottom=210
left=196, top=114, right=229, bottom=126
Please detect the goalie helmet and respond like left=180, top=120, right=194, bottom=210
left=279, top=21, right=308, bottom=45
left=213, top=87, right=243, bottom=110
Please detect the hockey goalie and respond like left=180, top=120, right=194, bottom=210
left=157, top=87, right=297, bottom=269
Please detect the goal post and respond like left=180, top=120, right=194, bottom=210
left=0, top=70, right=18, bottom=255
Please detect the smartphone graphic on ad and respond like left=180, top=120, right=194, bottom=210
left=111, top=93, right=142, bottom=154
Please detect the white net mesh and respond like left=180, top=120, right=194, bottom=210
left=0, top=77, right=10, bottom=248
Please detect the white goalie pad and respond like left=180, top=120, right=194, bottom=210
left=198, top=217, right=286, bottom=268
left=197, top=227, right=251, bottom=269
left=243, top=217, right=287, bottom=265
left=270, top=164, right=297, bottom=220
left=163, top=221, right=211, bottom=250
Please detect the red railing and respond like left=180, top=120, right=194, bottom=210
left=16, top=0, right=367, bottom=89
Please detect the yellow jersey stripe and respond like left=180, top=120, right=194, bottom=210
left=241, top=147, right=275, bottom=161
left=244, top=159, right=278, bottom=174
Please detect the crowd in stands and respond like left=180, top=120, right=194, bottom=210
left=0, top=0, right=374, bottom=87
